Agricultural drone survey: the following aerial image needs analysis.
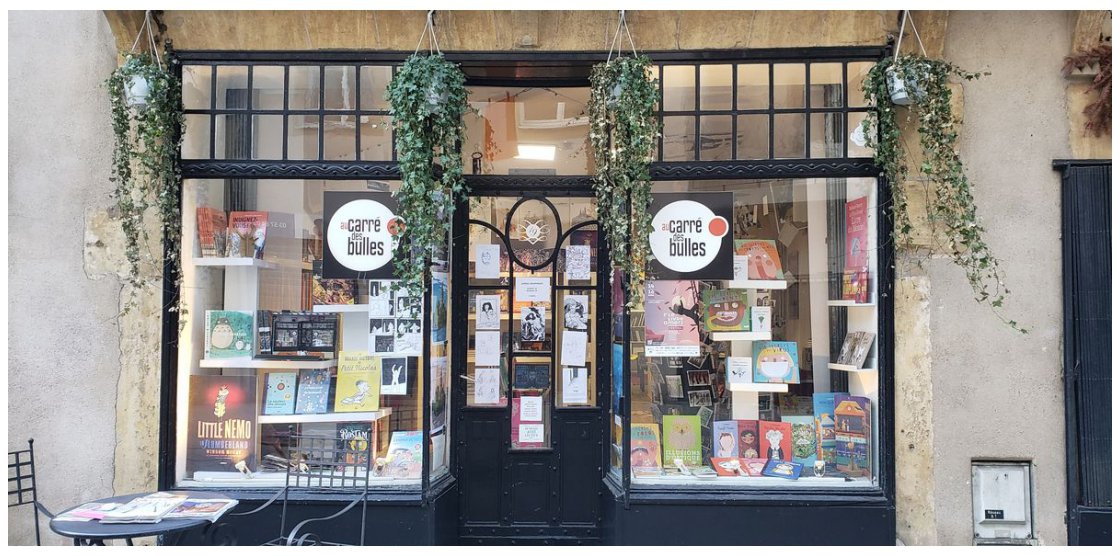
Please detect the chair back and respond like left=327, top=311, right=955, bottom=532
left=279, top=425, right=373, bottom=544
left=8, top=439, right=43, bottom=546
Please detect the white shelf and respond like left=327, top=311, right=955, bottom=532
left=258, top=408, right=392, bottom=424
left=728, top=279, right=788, bottom=290
left=313, top=304, right=370, bottom=313
left=194, top=257, right=278, bottom=269
left=728, top=382, right=789, bottom=393
left=200, top=358, right=337, bottom=369
left=828, top=363, right=877, bottom=373
left=827, top=299, right=876, bottom=307
left=711, top=331, right=772, bottom=342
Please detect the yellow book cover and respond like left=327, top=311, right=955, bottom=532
left=333, top=351, right=381, bottom=412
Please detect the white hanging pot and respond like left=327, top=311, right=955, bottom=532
left=125, top=75, right=151, bottom=108
left=886, top=63, right=927, bottom=106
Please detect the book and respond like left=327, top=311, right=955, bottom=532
left=164, top=499, right=238, bottom=522
left=271, top=311, right=304, bottom=355
left=53, top=502, right=123, bottom=522
left=761, top=459, right=803, bottom=480
left=204, top=310, right=254, bottom=359
left=256, top=310, right=273, bottom=356
left=662, top=415, right=702, bottom=466
left=295, top=369, right=331, bottom=414
left=849, top=332, right=876, bottom=369
left=712, top=420, right=740, bottom=458
left=758, top=420, right=793, bottom=462
left=334, top=352, right=381, bottom=412
left=751, top=305, right=771, bottom=333
left=100, top=493, right=188, bottom=524
left=737, top=420, right=761, bottom=458
left=842, top=268, right=870, bottom=303
left=299, top=313, right=339, bottom=355
left=711, top=457, right=749, bottom=476
left=630, top=423, right=663, bottom=470
left=735, top=239, right=784, bottom=280
left=834, top=395, right=872, bottom=478
left=262, top=372, right=297, bottom=415
left=196, top=207, right=227, bottom=257
left=631, top=466, right=664, bottom=479
left=752, top=340, right=800, bottom=384
left=741, top=458, right=769, bottom=477
left=186, top=375, right=257, bottom=474
left=690, top=466, right=718, bottom=479
left=311, top=260, right=358, bottom=305
left=337, top=422, right=373, bottom=466
left=813, top=393, right=841, bottom=464
left=702, top=290, right=752, bottom=332
left=845, top=196, right=869, bottom=270
left=381, top=431, right=423, bottom=479
left=782, top=415, right=819, bottom=467
left=836, top=332, right=859, bottom=366
left=226, top=211, right=269, bottom=258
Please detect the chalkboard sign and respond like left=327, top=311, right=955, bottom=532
left=513, top=363, right=550, bottom=390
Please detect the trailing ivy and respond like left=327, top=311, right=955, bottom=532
left=863, top=55, right=1024, bottom=332
left=387, top=53, right=470, bottom=297
left=106, top=52, right=184, bottom=317
left=588, top=55, right=660, bottom=307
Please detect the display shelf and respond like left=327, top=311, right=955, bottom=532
left=727, top=279, right=788, bottom=290
left=827, top=363, right=877, bottom=373
left=258, top=408, right=392, bottom=424
left=728, top=382, right=789, bottom=393
left=193, top=257, right=278, bottom=269
left=710, top=331, right=772, bottom=342
left=313, top=304, right=370, bottom=313
left=631, top=474, right=871, bottom=487
left=827, top=299, right=876, bottom=307
left=199, top=357, right=337, bottom=369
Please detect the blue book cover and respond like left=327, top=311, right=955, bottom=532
left=813, top=392, right=841, bottom=463
left=712, top=420, right=740, bottom=458
left=752, top=340, right=799, bottom=383
left=782, top=415, right=818, bottom=467
left=761, top=459, right=803, bottom=480
left=263, top=372, right=297, bottom=415
left=833, top=395, right=871, bottom=478
left=295, top=369, right=331, bottom=414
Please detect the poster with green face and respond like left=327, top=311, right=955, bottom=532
left=662, top=415, right=702, bottom=466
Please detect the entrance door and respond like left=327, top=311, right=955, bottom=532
left=453, top=193, right=608, bottom=544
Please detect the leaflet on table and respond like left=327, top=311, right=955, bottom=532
left=164, top=499, right=239, bottom=522
left=53, top=502, right=123, bottom=522
left=99, top=493, right=189, bottom=524
left=643, top=280, right=702, bottom=357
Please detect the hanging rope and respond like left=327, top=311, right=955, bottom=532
left=893, top=9, right=928, bottom=60
left=606, top=10, right=638, bottom=61
left=413, top=10, right=442, bottom=56
left=129, top=10, right=163, bottom=69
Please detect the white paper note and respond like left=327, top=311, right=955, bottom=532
left=475, top=331, right=501, bottom=366
left=733, top=255, right=749, bottom=282
left=562, top=367, right=589, bottom=405
left=475, top=294, right=502, bottom=330
left=475, top=244, right=501, bottom=279
left=560, top=330, right=588, bottom=367
left=519, top=396, right=543, bottom=421
left=565, top=245, right=591, bottom=280
left=727, top=356, right=753, bottom=386
left=518, top=424, right=545, bottom=443
left=474, top=368, right=500, bottom=405
left=514, top=277, right=551, bottom=303
left=751, top=306, right=772, bottom=333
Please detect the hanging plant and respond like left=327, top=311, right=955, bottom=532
left=386, top=52, right=470, bottom=297
left=588, top=54, right=660, bottom=307
left=862, top=55, right=1024, bottom=332
left=1062, top=39, right=1112, bottom=136
left=106, top=50, right=184, bottom=315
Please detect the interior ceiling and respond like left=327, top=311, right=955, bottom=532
left=459, top=62, right=592, bottom=86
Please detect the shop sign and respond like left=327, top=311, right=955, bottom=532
left=323, top=191, right=401, bottom=279
left=649, top=192, right=733, bottom=280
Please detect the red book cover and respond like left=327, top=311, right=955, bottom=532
left=758, top=420, right=793, bottom=462
left=196, top=207, right=227, bottom=257
left=845, top=197, right=869, bottom=271
left=736, top=420, right=761, bottom=459
left=227, top=211, right=269, bottom=258
left=740, top=458, right=769, bottom=476
left=711, top=457, right=748, bottom=476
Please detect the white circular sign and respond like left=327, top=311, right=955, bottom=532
left=650, top=200, right=729, bottom=274
left=326, top=199, right=400, bottom=273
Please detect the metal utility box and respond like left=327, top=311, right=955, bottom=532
left=972, top=461, right=1034, bottom=544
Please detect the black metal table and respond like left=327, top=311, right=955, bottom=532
left=49, top=490, right=233, bottom=546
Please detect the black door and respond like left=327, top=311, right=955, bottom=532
left=452, top=192, right=609, bottom=544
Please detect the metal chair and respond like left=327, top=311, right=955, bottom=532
left=230, top=425, right=372, bottom=546
left=8, top=439, right=55, bottom=546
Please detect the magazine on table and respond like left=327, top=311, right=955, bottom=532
left=98, top=492, right=188, bottom=524
left=53, top=502, right=123, bottom=522
left=164, top=498, right=239, bottom=522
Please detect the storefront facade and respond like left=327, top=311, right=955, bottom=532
left=7, top=10, right=1110, bottom=546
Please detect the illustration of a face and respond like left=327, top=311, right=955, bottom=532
left=718, top=433, right=735, bottom=455
left=211, top=318, right=235, bottom=349
left=631, top=448, right=655, bottom=468
left=669, top=421, right=696, bottom=448
left=765, top=429, right=783, bottom=451
left=757, top=347, right=794, bottom=379
left=707, top=298, right=746, bottom=327
left=746, top=244, right=779, bottom=279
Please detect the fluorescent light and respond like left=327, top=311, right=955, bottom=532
left=515, top=144, right=556, bottom=161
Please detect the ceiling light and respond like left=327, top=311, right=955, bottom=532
left=515, top=144, right=556, bottom=161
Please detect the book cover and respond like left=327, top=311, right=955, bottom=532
left=382, top=431, right=423, bottom=479
left=295, top=369, right=331, bottom=414
left=734, top=239, right=784, bottom=280
left=226, top=211, right=269, bottom=259
left=262, top=372, right=297, bottom=415
left=336, top=422, right=373, bottom=466
left=187, top=375, right=257, bottom=473
left=196, top=207, right=227, bottom=257
left=751, top=305, right=772, bottom=333
left=630, top=423, right=663, bottom=470
left=100, top=493, right=189, bottom=524
left=849, top=332, right=876, bottom=369
left=299, top=313, right=339, bottom=355
left=662, top=415, right=702, bottom=466
left=311, top=260, right=358, bottom=305
left=164, top=499, right=238, bottom=522
left=836, top=332, right=859, bottom=366
left=271, top=312, right=304, bottom=354
left=834, top=395, right=871, bottom=478
left=761, top=459, right=803, bottom=480
left=842, top=268, right=870, bottom=303
left=741, top=458, right=769, bottom=477
left=782, top=415, right=819, bottom=467
left=333, top=352, right=381, bottom=412
left=758, top=420, right=793, bottom=462
left=752, top=340, right=800, bottom=384
left=711, top=457, right=749, bottom=476
left=204, top=310, right=254, bottom=359
left=737, top=420, right=761, bottom=458
left=712, top=420, right=740, bottom=458
left=644, top=280, right=702, bottom=357
left=256, top=310, right=273, bottom=356
left=812, top=393, right=840, bottom=463
left=702, top=290, right=752, bottom=332
left=845, top=197, right=869, bottom=270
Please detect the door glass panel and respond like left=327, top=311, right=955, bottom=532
left=512, top=357, right=551, bottom=450
left=467, top=288, right=509, bottom=407
left=556, top=289, right=596, bottom=408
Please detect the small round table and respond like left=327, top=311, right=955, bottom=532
left=50, top=490, right=233, bottom=546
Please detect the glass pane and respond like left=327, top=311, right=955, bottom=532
left=251, top=115, right=283, bottom=160
left=662, top=116, right=696, bottom=162
left=469, top=219, right=511, bottom=286
left=810, top=63, right=843, bottom=108
left=847, top=112, right=874, bottom=158
left=213, top=114, right=251, bottom=160
left=324, top=66, right=357, bottom=111
left=773, top=63, right=806, bottom=109
left=323, top=116, right=357, bottom=160
left=699, top=116, right=732, bottom=161
left=847, top=61, right=876, bottom=107
left=182, top=65, right=212, bottom=110
left=511, top=357, right=551, bottom=450
left=251, top=66, right=285, bottom=110
left=182, top=114, right=210, bottom=159
left=699, top=64, right=732, bottom=111
left=360, top=65, right=392, bottom=111
left=359, top=115, right=393, bottom=161
left=556, top=289, right=596, bottom=408
left=662, top=65, right=696, bottom=112
left=287, top=115, right=319, bottom=160
left=773, top=113, right=806, bottom=159
left=289, top=66, right=320, bottom=110
left=215, top=66, right=249, bottom=109
left=736, top=114, right=769, bottom=160
left=809, top=112, right=844, bottom=158
left=468, top=288, right=509, bottom=407
left=736, top=64, right=769, bottom=110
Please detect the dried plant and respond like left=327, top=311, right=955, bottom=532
left=1062, top=39, right=1112, bottom=136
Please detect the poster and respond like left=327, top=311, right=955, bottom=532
left=562, top=367, right=589, bottom=405
left=322, top=191, right=401, bottom=279
left=430, top=356, right=448, bottom=433
left=474, top=367, right=501, bottom=405
left=475, top=244, right=501, bottom=279
left=562, top=295, right=589, bottom=331
left=475, top=294, right=502, bottom=330
left=519, top=396, right=543, bottom=421
left=643, top=280, right=702, bottom=357
left=519, top=424, right=545, bottom=443
left=187, top=375, right=257, bottom=473
left=380, top=357, right=409, bottom=396
left=368, top=279, right=421, bottom=356
left=648, top=192, right=734, bottom=280
left=565, top=245, right=591, bottom=280
left=514, top=277, right=551, bottom=303
left=431, top=272, right=449, bottom=345
left=561, top=329, right=588, bottom=367
left=475, top=331, right=502, bottom=366
left=845, top=196, right=869, bottom=270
